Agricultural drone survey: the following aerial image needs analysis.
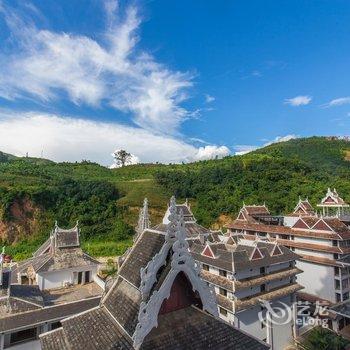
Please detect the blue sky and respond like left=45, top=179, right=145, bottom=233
left=0, top=0, right=349, bottom=165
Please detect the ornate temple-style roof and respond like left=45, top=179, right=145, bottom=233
left=13, top=223, right=99, bottom=282
left=318, top=188, right=349, bottom=207
left=40, top=197, right=269, bottom=350
left=190, top=237, right=298, bottom=273
left=292, top=197, right=315, bottom=216
left=152, top=199, right=211, bottom=238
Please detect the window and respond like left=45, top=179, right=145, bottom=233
left=219, top=269, right=227, bottom=277
left=10, top=328, right=37, bottom=345
left=343, top=292, right=349, bottom=301
left=260, top=267, right=266, bottom=274
left=261, top=284, right=266, bottom=292
left=335, top=267, right=340, bottom=276
left=202, top=264, right=209, bottom=271
left=335, top=280, right=340, bottom=289
left=219, top=307, right=228, bottom=316
left=50, top=322, right=62, bottom=331
left=219, top=288, right=227, bottom=297
left=85, top=271, right=91, bottom=283
left=334, top=253, right=339, bottom=260
left=333, top=240, right=338, bottom=247
left=336, top=293, right=341, bottom=302
left=342, top=279, right=349, bottom=289
left=77, top=271, right=83, bottom=284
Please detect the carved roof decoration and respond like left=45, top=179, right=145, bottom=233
left=14, top=222, right=99, bottom=278
left=318, top=188, right=349, bottom=207
left=135, top=198, right=151, bottom=241
left=40, top=197, right=269, bottom=350
left=293, top=197, right=315, bottom=216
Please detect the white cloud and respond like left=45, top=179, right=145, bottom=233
left=284, top=95, right=312, bottom=106
left=0, top=2, right=193, bottom=135
left=205, top=94, right=215, bottom=103
left=192, top=145, right=230, bottom=161
left=265, top=134, right=297, bottom=145
left=234, top=145, right=258, bottom=155
left=0, top=111, right=230, bottom=165
left=323, top=97, right=350, bottom=108
left=234, top=134, right=298, bottom=155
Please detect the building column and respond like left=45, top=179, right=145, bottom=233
left=0, top=333, right=4, bottom=350
left=292, top=301, right=299, bottom=338
left=266, top=316, right=273, bottom=347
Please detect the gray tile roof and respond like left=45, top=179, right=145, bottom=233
left=119, top=230, right=165, bottom=287
left=39, top=328, right=71, bottom=350
left=153, top=222, right=210, bottom=237
left=103, top=277, right=141, bottom=336
left=56, top=229, right=79, bottom=248
left=37, top=249, right=99, bottom=273
left=9, top=284, right=44, bottom=307
left=41, top=227, right=271, bottom=350
left=0, top=297, right=100, bottom=333
left=190, top=239, right=298, bottom=272
left=142, top=306, right=268, bottom=350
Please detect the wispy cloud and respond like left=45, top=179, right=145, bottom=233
left=284, top=95, right=312, bottom=107
left=0, top=110, right=230, bottom=165
left=322, top=97, right=350, bottom=108
left=0, top=1, right=194, bottom=135
left=205, top=94, right=215, bottom=103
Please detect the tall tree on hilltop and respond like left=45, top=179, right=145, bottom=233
left=113, top=149, right=132, bottom=167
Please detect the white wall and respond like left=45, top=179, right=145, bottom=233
left=294, top=236, right=333, bottom=247
left=270, top=296, right=295, bottom=350
left=38, top=266, right=97, bottom=290
left=284, top=216, right=299, bottom=227
left=296, top=260, right=335, bottom=302
left=294, top=248, right=334, bottom=260
left=38, top=270, right=73, bottom=290
left=235, top=305, right=268, bottom=342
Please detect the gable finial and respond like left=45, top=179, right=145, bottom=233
left=166, top=196, right=178, bottom=241
left=136, top=198, right=151, bottom=240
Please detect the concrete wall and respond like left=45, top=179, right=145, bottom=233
left=296, top=260, right=335, bottom=302
left=235, top=305, right=268, bottom=342
left=269, top=296, right=295, bottom=350
left=38, top=266, right=97, bottom=290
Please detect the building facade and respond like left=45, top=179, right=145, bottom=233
left=190, top=234, right=301, bottom=350
left=227, top=197, right=350, bottom=305
left=40, top=197, right=269, bottom=350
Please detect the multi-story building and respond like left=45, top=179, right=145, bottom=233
left=134, top=198, right=299, bottom=349
left=189, top=234, right=302, bottom=349
left=0, top=223, right=103, bottom=350
left=227, top=190, right=350, bottom=306
left=39, top=197, right=269, bottom=350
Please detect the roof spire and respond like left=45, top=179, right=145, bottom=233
left=136, top=198, right=150, bottom=236
left=166, top=196, right=178, bottom=241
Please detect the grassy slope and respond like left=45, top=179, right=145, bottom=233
left=1, top=136, right=350, bottom=259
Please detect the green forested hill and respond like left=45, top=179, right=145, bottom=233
left=155, top=137, right=350, bottom=225
left=1, top=136, right=350, bottom=259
